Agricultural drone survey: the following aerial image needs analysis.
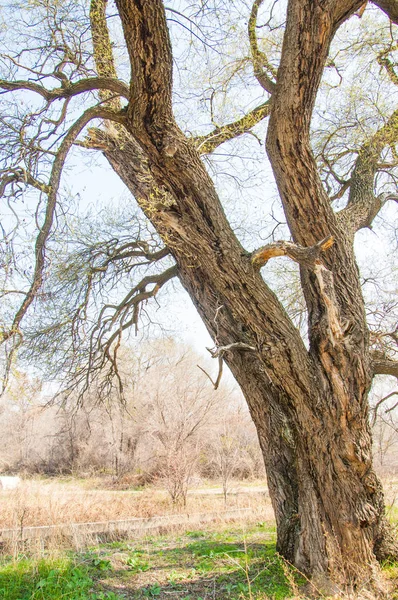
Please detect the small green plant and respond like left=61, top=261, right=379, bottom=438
left=186, top=530, right=205, bottom=538
left=91, top=557, right=112, bottom=571
left=143, top=582, right=162, bottom=597
left=125, top=554, right=149, bottom=572
left=0, top=557, right=94, bottom=600
left=167, top=569, right=185, bottom=584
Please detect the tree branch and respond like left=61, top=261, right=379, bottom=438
left=115, top=0, right=174, bottom=144
left=266, top=0, right=362, bottom=250
left=371, top=391, right=398, bottom=425
left=193, top=101, right=271, bottom=155
left=99, top=265, right=178, bottom=347
left=90, top=0, right=123, bottom=111
left=198, top=342, right=256, bottom=390
left=377, top=47, right=398, bottom=87
left=252, top=236, right=346, bottom=344
left=0, top=169, right=50, bottom=198
left=248, top=0, right=276, bottom=94
left=252, top=236, right=334, bottom=269
left=76, top=264, right=178, bottom=398
left=337, top=109, right=398, bottom=234
left=2, top=105, right=126, bottom=343
left=0, top=77, right=129, bottom=102
left=372, top=355, right=398, bottom=378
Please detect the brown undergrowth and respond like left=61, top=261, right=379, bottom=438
left=0, top=478, right=273, bottom=530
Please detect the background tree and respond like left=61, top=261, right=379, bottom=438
left=0, top=342, right=256, bottom=482
left=1, top=0, right=398, bottom=589
left=213, top=419, right=244, bottom=507
left=371, top=383, right=398, bottom=472
left=140, top=341, right=220, bottom=507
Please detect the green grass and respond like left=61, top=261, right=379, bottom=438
left=1, top=522, right=397, bottom=599
left=0, top=554, right=125, bottom=600
left=387, top=505, right=398, bottom=523
left=86, top=523, right=294, bottom=599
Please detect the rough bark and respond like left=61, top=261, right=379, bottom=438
left=97, top=128, right=301, bottom=562
left=265, top=0, right=398, bottom=581
left=99, top=119, right=396, bottom=588
left=99, top=0, right=398, bottom=588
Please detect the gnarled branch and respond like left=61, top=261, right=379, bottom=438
left=0, top=169, right=50, bottom=198
left=80, top=264, right=178, bottom=398
left=193, top=101, right=271, bottom=155
left=0, top=77, right=129, bottom=102
left=337, top=109, right=398, bottom=234
left=248, top=0, right=276, bottom=94
left=252, top=235, right=346, bottom=345
left=252, top=236, right=334, bottom=269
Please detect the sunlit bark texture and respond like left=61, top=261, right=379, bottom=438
left=1, top=0, right=398, bottom=590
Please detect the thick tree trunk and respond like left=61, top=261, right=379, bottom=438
left=101, top=131, right=301, bottom=563
left=178, top=241, right=396, bottom=584
left=104, top=0, right=398, bottom=587
left=263, top=0, right=398, bottom=583
left=177, top=263, right=301, bottom=563
left=100, top=127, right=397, bottom=586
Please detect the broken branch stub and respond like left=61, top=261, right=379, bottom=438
left=251, top=235, right=334, bottom=269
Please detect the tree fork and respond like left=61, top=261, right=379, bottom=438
left=112, top=0, right=397, bottom=585
left=1, top=0, right=397, bottom=590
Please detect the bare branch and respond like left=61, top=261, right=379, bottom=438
left=101, top=265, right=178, bottom=346
left=372, top=391, right=398, bottom=425
left=0, top=169, right=50, bottom=198
left=372, top=355, right=398, bottom=378
left=193, top=101, right=271, bottom=155
left=209, top=342, right=257, bottom=356
left=197, top=360, right=223, bottom=390
left=0, top=77, right=129, bottom=102
left=252, top=236, right=334, bottom=269
left=75, top=264, right=178, bottom=399
left=90, top=0, right=123, bottom=111
left=252, top=235, right=346, bottom=345
left=198, top=342, right=256, bottom=390
left=248, top=0, right=276, bottom=94
left=337, top=109, right=398, bottom=233
left=2, top=105, right=127, bottom=343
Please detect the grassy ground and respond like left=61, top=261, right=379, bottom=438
left=0, top=522, right=301, bottom=599
left=1, top=521, right=398, bottom=600
left=1, top=478, right=398, bottom=598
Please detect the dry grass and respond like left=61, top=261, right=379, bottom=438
left=0, top=478, right=274, bottom=530
left=0, top=478, right=274, bottom=557
left=1, top=478, right=397, bottom=597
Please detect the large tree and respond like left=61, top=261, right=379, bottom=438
left=1, top=0, right=398, bottom=590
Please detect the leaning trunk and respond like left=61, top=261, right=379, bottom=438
left=101, top=0, right=398, bottom=586
left=101, top=132, right=302, bottom=562
left=99, top=126, right=396, bottom=584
